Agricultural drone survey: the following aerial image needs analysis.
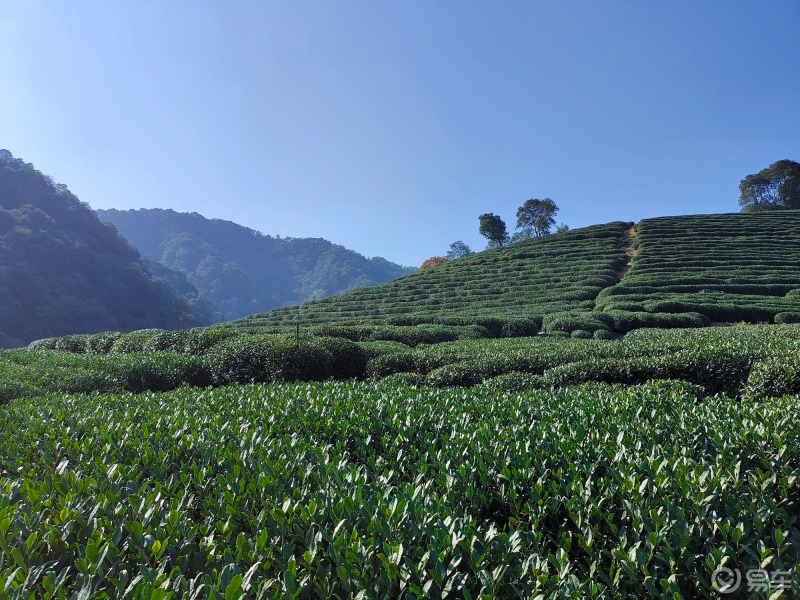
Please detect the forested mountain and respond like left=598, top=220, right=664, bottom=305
left=0, top=150, right=212, bottom=347
left=97, top=208, right=416, bottom=321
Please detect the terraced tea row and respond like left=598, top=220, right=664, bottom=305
left=2, top=381, right=798, bottom=597
left=232, top=222, right=632, bottom=331
left=13, top=324, right=800, bottom=402
left=598, top=212, right=800, bottom=323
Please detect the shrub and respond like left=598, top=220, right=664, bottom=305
left=571, top=329, right=592, bottom=339
left=53, top=334, right=92, bottom=353
left=110, top=353, right=212, bottom=393
left=481, top=372, right=544, bottom=393
left=26, top=338, right=59, bottom=351
left=368, top=325, right=462, bottom=346
left=542, top=311, right=608, bottom=334
left=474, top=317, right=506, bottom=338
left=425, top=363, right=482, bottom=388
left=742, top=355, right=800, bottom=399
left=380, top=372, right=426, bottom=386
left=312, top=337, right=367, bottom=379
left=182, top=328, right=237, bottom=355
left=774, top=312, right=800, bottom=324
left=358, top=341, right=411, bottom=360
left=500, top=318, right=540, bottom=338
left=593, top=329, right=615, bottom=340
left=110, top=330, right=164, bottom=353
left=365, top=350, right=418, bottom=379
left=87, top=332, right=123, bottom=354
left=602, top=302, right=646, bottom=312
left=310, top=325, right=375, bottom=342
left=208, top=336, right=333, bottom=385
left=0, top=379, right=36, bottom=405
left=600, top=310, right=710, bottom=334
left=143, top=330, right=187, bottom=353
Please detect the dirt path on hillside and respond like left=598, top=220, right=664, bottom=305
left=615, top=227, right=637, bottom=282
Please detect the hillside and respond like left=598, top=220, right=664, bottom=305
left=596, top=212, right=800, bottom=322
left=232, top=212, right=800, bottom=336
left=0, top=150, right=211, bottom=347
left=97, top=208, right=416, bottom=321
left=233, top=221, right=633, bottom=331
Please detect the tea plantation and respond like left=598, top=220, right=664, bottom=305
left=597, top=211, right=800, bottom=324
left=2, top=381, right=799, bottom=598
left=4, top=211, right=800, bottom=597
left=232, top=222, right=633, bottom=332
left=229, top=212, right=800, bottom=338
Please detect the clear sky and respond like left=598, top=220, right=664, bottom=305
left=1, top=1, right=798, bottom=267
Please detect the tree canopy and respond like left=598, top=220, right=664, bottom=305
left=419, top=256, right=446, bottom=271
left=98, top=208, right=415, bottom=322
left=478, top=213, right=509, bottom=248
left=0, top=150, right=212, bottom=347
left=446, top=241, right=473, bottom=260
left=739, top=159, right=800, bottom=212
left=515, top=198, right=559, bottom=239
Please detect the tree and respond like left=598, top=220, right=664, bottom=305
left=478, top=213, right=508, bottom=248
left=446, top=241, right=473, bottom=260
left=515, top=198, right=559, bottom=239
left=739, top=159, right=800, bottom=212
left=555, top=222, right=570, bottom=234
left=419, top=256, right=446, bottom=271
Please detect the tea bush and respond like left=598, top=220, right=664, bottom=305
left=1, top=381, right=798, bottom=597
left=207, top=335, right=336, bottom=385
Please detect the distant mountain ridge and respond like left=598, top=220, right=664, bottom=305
left=0, top=150, right=212, bottom=347
left=96, top=208, right=416, bottom=322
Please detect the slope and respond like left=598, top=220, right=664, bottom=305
left=0, top=150, right=211, bottom=347
left=596, top=212, right=800, bottom=322
left=232, top=221, right=633, bottom=331
left=97, top=208, right=416, bottom=321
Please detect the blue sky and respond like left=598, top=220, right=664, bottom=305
left=1, top=1, right=798, bottom=267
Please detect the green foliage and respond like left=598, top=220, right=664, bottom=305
left=514, top=197, right=559, bottom=239
left=379, top=372, right=426, bottom=387
left=425, top=363, right=483, bottom=387
left=108, top=352, right=212, bottom=392
left=237, top=222, right=631, bottom=338
left=480, top=371, right=544, bottom=392
left=311, top=336, right=367, bottom=380
left=598, top=212, right=800, bottom=324
left=0, top=151, right=212, bottom=347
left=109, top=329, right=164, bottom=353
left=98, top=208, right=415, bottom=322
left=1, top=381, right=798, bottom=597
left=446, top=240, right=473, bottom=260
left=12, top=324, right=800, bottom=404
left=478, top=212, right=509, bottom=248
left=207, top=335, right=335, bottom=385
left=775, top=311, right=800, bottom=324
left=592, top=328, right=615, bottom=339
left=86, top=331, right=123, bottom=353
left=739, top=158, right=800, bottom=211
left=543, top=311, right=609, bottom=334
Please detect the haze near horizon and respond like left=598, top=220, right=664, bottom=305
left=1, top=1, right=798, bottom=266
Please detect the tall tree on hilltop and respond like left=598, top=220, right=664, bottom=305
left=514, top=198, right=559, bottom=240
left=446, top=241, right=473, bottom=260
left=739, top=159, right=800, bottom=212
left=478, top=213, right=508, bottom=249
